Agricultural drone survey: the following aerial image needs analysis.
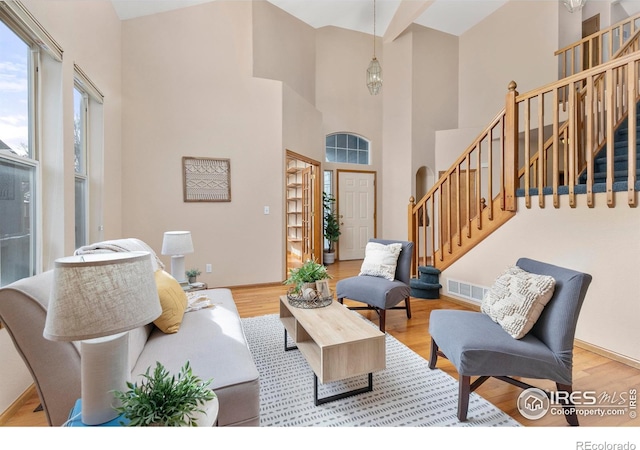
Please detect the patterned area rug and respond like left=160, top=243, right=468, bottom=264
left=241, top=314, right=520, bottom=427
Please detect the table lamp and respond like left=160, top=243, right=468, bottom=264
left=161, top=231, right=194, bottom=283
left=43, top=251, right=161, bottom=425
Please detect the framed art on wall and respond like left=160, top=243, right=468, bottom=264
left=182, top=157, right=231, bottom=202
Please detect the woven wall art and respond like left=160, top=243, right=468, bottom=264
left=182, top=157, right=231, bottom=202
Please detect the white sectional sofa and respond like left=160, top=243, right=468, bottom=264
left=0, top=241, right=260, bottom=426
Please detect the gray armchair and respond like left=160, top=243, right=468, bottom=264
left=336, top=239, right=414, bottom=332
left=428, top=258, right=592, bottom=425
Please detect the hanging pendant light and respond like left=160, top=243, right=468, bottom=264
left=562, top=0, right=586, bottom=13
left=367, top=0, right=382, bottom=95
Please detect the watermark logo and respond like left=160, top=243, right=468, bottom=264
left=517, top=388, right=550, bottom=420
left=516, top=387, right=637, bottom=420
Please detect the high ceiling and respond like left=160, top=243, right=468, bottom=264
left=110, top=0, right=509, bottom=37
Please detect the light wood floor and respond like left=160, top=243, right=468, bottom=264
left=4, top=259, right=640, bottom=427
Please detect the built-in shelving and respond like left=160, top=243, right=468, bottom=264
left=286, top=159, right=304, bottom=250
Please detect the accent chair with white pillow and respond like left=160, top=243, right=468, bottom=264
left=428, top=257, right=592, bottom=425
left=337, top=239, right=414, bottom=332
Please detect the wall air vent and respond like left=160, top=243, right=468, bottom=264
left=446, top=278, right=488, bottom=305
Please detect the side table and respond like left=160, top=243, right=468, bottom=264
left=65, top=399, right=128, bottom=426
left=65, top=397, right=219, bottom=426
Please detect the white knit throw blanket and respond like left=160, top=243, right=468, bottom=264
left=74, top=238, right=165, bottom=271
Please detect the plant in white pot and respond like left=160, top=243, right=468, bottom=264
left=114, top=361, right=215, bottom=426
left=322, top=192, right=341, bottom=264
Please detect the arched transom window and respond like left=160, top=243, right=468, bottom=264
left=325, top=133, right=369, bottom=165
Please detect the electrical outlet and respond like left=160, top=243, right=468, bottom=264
left=206, top=264, right=212, bottom=273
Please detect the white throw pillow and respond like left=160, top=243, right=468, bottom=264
left=359, top=242, right=403, bottom=281
left=481, top=265, right=556, bottom=339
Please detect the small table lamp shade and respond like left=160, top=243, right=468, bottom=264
left=43, top=251, right=161, bottom=425
left=161, top=231, right=194, bottom=283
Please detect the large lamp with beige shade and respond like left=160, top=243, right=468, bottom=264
left=43, top=251, right=161, bottom=425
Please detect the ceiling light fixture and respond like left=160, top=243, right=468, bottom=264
left=562, top=0, right=586, bottom=13
left=367, top=0, right=382, bottom=95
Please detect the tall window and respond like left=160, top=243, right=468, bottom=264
left=0, top=19, right=37, bottom=287
left=74, top=85, right=88, bottom=249
left=325, top=133, right=370, bottom=165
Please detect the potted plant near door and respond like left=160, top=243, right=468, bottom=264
left=323, top=192, right=341, bottom=265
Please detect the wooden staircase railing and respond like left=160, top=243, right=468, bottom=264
left=556, top=12, right=640, bottom=79
left=524, top=27, right=640, bottom=208
left=407, top=91, right=517, bottom=274
left=519, top=44, right=640, bottom=209
left=409, top=50, right=640, bottom=275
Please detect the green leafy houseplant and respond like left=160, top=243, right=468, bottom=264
left=284, top=259, right=331, bottom=294
left=114, top=361, right=215, bottom=426
left=186, top=268, right=201, bottom=281
left=323, top=192, right=341, bottom=253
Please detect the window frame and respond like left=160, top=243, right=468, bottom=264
left=73, top=64, right=104, bottom=250
left=0, top=16, right=40, bottom=285
left=73, top=83, right=88, bottom=249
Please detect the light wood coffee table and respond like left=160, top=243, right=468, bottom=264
left=279, top=295, right=386, bottom=405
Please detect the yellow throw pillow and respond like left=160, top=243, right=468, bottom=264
left=153, top=270, right=188, bottom=334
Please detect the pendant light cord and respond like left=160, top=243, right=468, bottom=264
left=373, top=0, right=376, bottom=58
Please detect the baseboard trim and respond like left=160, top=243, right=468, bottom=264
left=0, top=384, right=36, bottom=426
left=224, top=281, right=285, bottom=290
left=439, top=294, right=481, bottom=311
left=575, top=339, right=640, bottom=370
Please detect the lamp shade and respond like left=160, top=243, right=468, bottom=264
left=43, top=252, right=161, bottom=341
left=161, top=231, right=194, bottom=256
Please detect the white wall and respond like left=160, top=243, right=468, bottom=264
left=459, top=1, right=559, bottom=129
left=411, top=25, right=459, bottom=204
left=441, top=191, right=640, bottom=363
left=382, top=25, right=459, bottom=240
left=382, top=30, right=414, bottom=239
left=315, top=26, right=384, bottom=235
left=120, top=2, right=287, bottom=287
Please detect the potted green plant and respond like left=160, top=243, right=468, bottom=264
left=186, top=268, right=201, bottom=283
left=114, top=361, right=215, bottom=426
left=284, top=259, right=331, bottom=295
left=322, top=192, right=341, bottom=264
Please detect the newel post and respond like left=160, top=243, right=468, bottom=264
left=408, top=196, right=416, bottom=277
left=504, top=81, right=519, bottom=212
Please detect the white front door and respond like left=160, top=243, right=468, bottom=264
left=337, top=171, right=376, bottom=260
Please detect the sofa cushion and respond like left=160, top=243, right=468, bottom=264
left=153, top=270, right=187, bottom=334
left=132, top=288, right=260, bottom=427
left=359, top=242, right=403, bottom=281
left=481, top=265, right=556, bottom=339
